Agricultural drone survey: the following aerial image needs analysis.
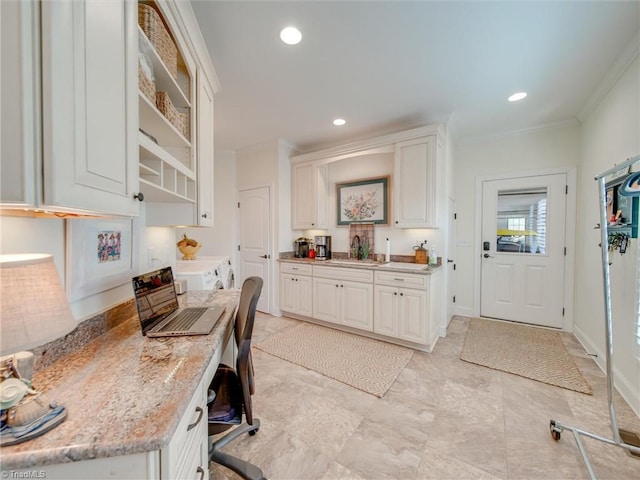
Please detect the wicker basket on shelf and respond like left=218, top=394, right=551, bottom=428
left=138, top=62, right=156, bottom=103
left=138, top=4, right=177, bottom=79
left=156, top=91, right=188, bottom=138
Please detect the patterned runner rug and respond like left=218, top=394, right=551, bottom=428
left=461, top=318, right=592, bottom=394
left=255, top=323, right=413, bottom=397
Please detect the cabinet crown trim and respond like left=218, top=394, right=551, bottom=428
left=291, top=124, right=444, bottom=164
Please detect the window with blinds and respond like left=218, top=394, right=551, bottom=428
left=497, top=189, right=547, bottom=254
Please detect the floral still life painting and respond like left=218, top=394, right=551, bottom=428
left=337, top=177, right=389, bottom=225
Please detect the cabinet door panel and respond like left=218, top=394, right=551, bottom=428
left=292, top=161, right=316, bottom=229
left=1, top=0, right=39, bottom=207
left=297, top=275, right=313, bottom=317
left=341, top=281, right=373, bottom=331
left=394, top=137, right=436, bottom=228
left=41, top=0, right=138, bottom=215
left=280, top=274, right=296, bottom=313
left=312, top=277, right=340, bottom=323
left=373, top=285, right=398, bottom=336
left=196, top=69, right=214, bottom=226
left=398, top=288, right=427, bottom=344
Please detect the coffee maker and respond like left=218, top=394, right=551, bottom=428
left=294, top=237, right=310, bottom=258
left=314, top=235, right=331, bottom=260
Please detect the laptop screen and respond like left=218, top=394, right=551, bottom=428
left=132, top=267, right=180, bottom=333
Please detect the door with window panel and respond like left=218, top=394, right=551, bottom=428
left=481, top=173, right=567, bottom=327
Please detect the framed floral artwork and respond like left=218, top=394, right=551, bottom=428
left=66, top=217, right=139, bottom=301
left=337, top=176, right=389, bottom=225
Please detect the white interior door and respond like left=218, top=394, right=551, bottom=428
left=480, top=174, right=567, bottom=328
left=238, top=187, right=270, bottom=313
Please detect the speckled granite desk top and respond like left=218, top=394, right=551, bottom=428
left=1, top=289, right=240, bottom=470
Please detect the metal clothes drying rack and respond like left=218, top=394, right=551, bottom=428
left=549, top=154, right=640, bottom=479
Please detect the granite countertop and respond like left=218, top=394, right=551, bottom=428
left=1, top=289, right=240, bottom=470
left=279, top=257, right=442, bottom=275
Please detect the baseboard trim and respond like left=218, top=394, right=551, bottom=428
left=573, top=324, right=640, bottom=418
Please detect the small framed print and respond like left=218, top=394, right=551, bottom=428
left=66, top=217, right=138, bottom=301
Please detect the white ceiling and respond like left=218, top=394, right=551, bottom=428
left=192, top=1, right=639, bottom=153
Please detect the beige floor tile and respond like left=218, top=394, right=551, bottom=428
left=426, top=380, right=508, bottom=478
left=221, top=313, right=640, bottom=480
left=337, top=418, right=424, bottom=479
left=416, top=445, right=505, bottom=479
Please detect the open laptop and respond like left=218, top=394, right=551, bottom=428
left=132, top=266, right=225, bottom=337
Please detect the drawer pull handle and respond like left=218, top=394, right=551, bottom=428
left=197, top=466, right=205, bottom=480
left=393, top=278, right=405, bottom=281
left=187, top=406, right=204, bottom=431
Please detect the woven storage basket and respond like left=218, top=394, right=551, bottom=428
left=138, top=62, right=156, bottom=103
left=138, top=4, right=177, bottom=79
left=156, top=91, right=188, bottom=137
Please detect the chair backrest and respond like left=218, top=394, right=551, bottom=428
left=234, top=276, right=262, bottom=425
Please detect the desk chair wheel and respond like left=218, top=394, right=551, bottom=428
left=550, top=420, right=562, bottom=441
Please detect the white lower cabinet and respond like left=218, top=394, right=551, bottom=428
left=280, top=262, right=442, bottom=351
left=280, top=273, right=313, bottom=317
left=374, top=271, right=428, bottom=345
left=374, top=283, right=427, bottom=344
left=398, top=287, right=428, bottom=343
left=162, top=368, right=209, bottom=480
left=312, top=266, right=373, bottom=331
left=280, top=263, right=313, bottom=317
left=373, top=285, right=399, bottom=337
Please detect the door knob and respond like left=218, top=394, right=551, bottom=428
left=447, top=259, right=454, bottom=263
left=483, top=253, right=494, bottom=258
left=259, top=254, right=269, bottom=259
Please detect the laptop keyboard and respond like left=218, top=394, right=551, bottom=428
left=160, top=307, right=208, bottom=331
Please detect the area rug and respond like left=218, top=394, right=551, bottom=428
left=461, top=318, right=592, bottom=395
left=255, top=323, right=413, bottom=397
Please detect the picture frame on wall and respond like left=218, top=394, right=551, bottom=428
left=66, top=217, right=139, bottom=301
left=336, top=176, right=389, bottom=225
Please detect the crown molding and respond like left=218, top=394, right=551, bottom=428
left=577, top=31, right=639, bottom=122
left=457, top=118, right=580, bottom=146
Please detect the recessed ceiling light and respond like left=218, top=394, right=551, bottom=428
left=508, top=92, right=527, bottom=102
left=280, top=26, right=302, bottom=45
left=333, top=118, right=346, bottom=126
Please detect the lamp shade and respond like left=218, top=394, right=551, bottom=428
left=0, top=254, right=76, bottom=355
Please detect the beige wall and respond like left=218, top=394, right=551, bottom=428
left=574, top=54, right=640, bottom=414
left=452, top=124, right=582, bottom=317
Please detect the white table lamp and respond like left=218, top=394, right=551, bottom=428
left=0, top=253, right=75, bottom=446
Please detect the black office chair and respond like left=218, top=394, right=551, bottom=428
left=208, top=276, right=265, bottom=480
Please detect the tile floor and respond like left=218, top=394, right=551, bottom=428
left=210, top=314, right=640, bottom=480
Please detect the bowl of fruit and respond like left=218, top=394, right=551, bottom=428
left=176, top=234, right=201, bottom=260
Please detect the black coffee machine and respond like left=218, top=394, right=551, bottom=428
left=294, top=237, right=310, bottom=258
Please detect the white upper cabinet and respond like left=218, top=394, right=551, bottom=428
left=1, top=0, right=40, bottom=209
left=291, top=161, right=328, bottom=230
left=2, top=0, right=140, bottom=216
left=292, top=161, right=317, bottom=229
left=40, top=0, right=140, bottom=216
left=290, top=125, right=443, bottom=231
left=394, top=136, right=439, bottom=228
left=196, top=68, right=215, bottom=227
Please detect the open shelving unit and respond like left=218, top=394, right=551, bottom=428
left=137, top=3, right=195, bottom=205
